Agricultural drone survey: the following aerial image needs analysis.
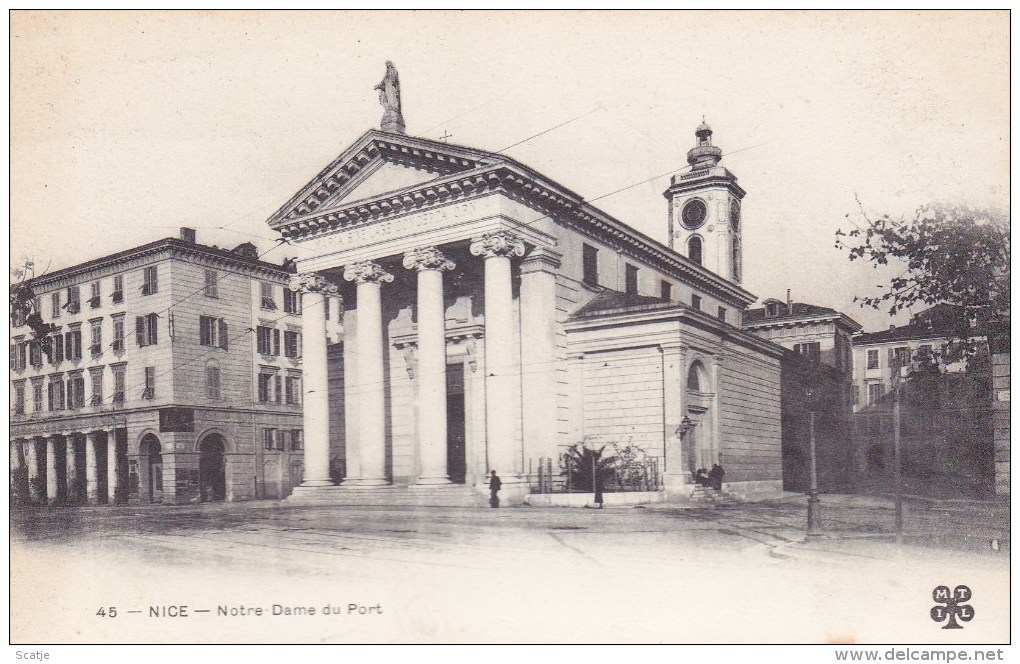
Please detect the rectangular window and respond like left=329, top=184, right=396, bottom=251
left=660, top=281, right=672, bottom=301
left=274, top=375, right=283, bottom=405
left=582, top=244, right=599, bottom=287
left=893, top=346, right=911, bottom=369
left=112, top=366, right=126, bottom=404
left=868, top=382, right=884, bottom=405
left=206, top=365, right=221, bottom=400
left=65, top=328, right=82, bottom=361
left=866, top=349, right=879, bottom=370
left=49, top=378, right=65, bottom=411
left=112, top=275, right=124, bottom=304
left=32, top=381, right=43, bottom=413
left=263, top=428, right=280, bottom=451
left=257, top=326, right=274, bottom=355
left=284, top=330, right=300, bottom=358
left=794, top=342, right=821, bottom=362
left=67, top=374, right=85, bottom=409
left=13, top=383, right=25, bottom=415
left=51, top=333, right=64, bottom=364
left=89, top=281, right=101, bottom=309
left=260, top=282, right=277, bottom=310
left=284, top=288, right=300, bottom=314
left=142, top=366, right=155, bottom=400
left=90, top=369, right=103, bottom=406
left=204, top=269, right=218, bottom=298
left=30, top=341, right=42, bottom=367
left=285, top=375, right=301, bottom=405
left=291, top=429, right=303, bottom=451
left=625, top=264, right=638, bottom=295
left=717, top=306, right=727, bottom=322
left=112, top=317, right=125, bottom=352
left=258, top=373, right=272, bottom=403
left=135, top=313, right=159, bottom=347
left=12, top=306, right=26, bottom=327
left=691, top=294, right=702, bottom=311
left=52, top=292, right=61, bottom=318
left=66, top=286, right=81, bottom=313
left=273, top=329, right=281, bottom=357
left=142, top=266, right=158, bottom=295
left=17, top=342, right=27, bottom=371
left=90, top=320, right=103, bottom=357
left=199, top=315, right=217, bottom=346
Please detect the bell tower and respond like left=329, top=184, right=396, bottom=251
left=664, top=121, right=746, bottom=283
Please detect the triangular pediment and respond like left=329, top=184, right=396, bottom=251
left=267, top=130, right=503, bottom=228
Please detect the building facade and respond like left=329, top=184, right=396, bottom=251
left=742, top=296, right=861, bottom=492
left=850, top=304, right=994, bottom=495
left=274, top=119, right=786, bottom=505
left=10, top=231, right=304, bottom=506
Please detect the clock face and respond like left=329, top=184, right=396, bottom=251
left=681, top=199, right=707, bottom=230
left=730, top=200, right=741, bottom=231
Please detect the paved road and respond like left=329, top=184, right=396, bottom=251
left=10, top=497, right=1010, bottom=644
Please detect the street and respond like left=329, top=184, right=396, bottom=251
left=10, top=495, right=1010, bottom=644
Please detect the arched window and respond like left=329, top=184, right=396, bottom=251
left=688, top=236, right=703, bottom=265
left=687, top=362, right=703, bottom=391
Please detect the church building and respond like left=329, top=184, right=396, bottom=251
left=276, top=65, right=785, bottom=505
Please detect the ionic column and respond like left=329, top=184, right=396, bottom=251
left=403, top=247, right=455, bottom=485
left=27, top=438, right=44, bottom=504
left=65, top=433, right=80, bottom=504
left=289, top=273, right=341, bottom=488
left=85, top=431, right=101, bottom=505
left=46, top=435, right=61, bottom=505
left=106, top=428, right=120, bottom=505
left=342, top=261, right=393, bottom=487
left=470, top=231, right=526, bottom=483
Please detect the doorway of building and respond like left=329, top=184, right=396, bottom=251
left=140, top=434, right=163, bottom=504
left=446, top=364, right=467, bottom=484
left=199, top=434, right=227, bottom=502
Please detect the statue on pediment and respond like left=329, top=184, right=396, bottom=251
left=375, top=61, right=405, bottom=135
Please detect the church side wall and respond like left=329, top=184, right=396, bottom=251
left=717, top=346, right=782, bottom=492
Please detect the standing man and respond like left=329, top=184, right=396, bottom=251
left=488, top=470, right=502, bottom=508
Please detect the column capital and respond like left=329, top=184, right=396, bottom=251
left=402, top=246, right=456, bottom=273
left=470, top=231, right=525, bottom=259
left=289, top=272, right=340, bottom=296
left=343, top=261, right=394, bottom=285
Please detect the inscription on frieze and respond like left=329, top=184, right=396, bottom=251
left=301, top=200, right=484, bottom=252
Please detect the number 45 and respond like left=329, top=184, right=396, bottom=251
left=96, top=607, right=117, bottom=618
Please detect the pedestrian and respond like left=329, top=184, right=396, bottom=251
left=709, top=463, right=725, bottom=491
left=488, top=470, right=502, bottom=508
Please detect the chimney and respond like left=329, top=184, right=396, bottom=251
left=786, top=289, right=792, bottom=314
left=179, top=227, right=197, bottom=243
left=889, top=324, right=896, bottom=330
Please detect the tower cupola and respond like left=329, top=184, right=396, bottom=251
left=687, top=119, right=723, bottom=170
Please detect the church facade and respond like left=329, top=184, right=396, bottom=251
left=275, top=103, right=785, bottom=504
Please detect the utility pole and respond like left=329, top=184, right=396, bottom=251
left=806, top=389, right=821, bottom=537
left=892, top=364, right=904, bottom=547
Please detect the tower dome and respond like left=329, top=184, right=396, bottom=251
left=687, top=120, right=723, bottom=170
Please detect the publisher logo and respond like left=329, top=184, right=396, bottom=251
left=930, top=585, right=974, bottom=629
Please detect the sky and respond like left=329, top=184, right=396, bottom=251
left=9, top=10, right=1010, bottom=332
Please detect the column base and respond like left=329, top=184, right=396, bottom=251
left=298, top=479, right=336, bottom=488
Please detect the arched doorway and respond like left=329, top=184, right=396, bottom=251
left=685, top=360, right=714, bottom=473
left=140, top=434, right=163, bottom=504
left=199, top=433, right=227, bottom=502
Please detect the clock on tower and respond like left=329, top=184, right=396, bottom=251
left=664, top=121, right=746, bottom=284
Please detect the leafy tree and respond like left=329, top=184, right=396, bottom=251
left=836, top=202, right=1009, bottom=324
left=10, top=260, right=58, bottom=350
left=559, top=441, right=618, bottom=492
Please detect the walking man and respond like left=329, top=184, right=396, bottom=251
left=488, top=470, right=502, bottom=508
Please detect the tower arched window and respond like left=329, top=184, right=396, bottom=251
left=688, top=236, right=703, bottom=265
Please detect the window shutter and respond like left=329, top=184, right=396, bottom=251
left=274, top=375, right=282, bottom=404
left=273, top=329, right=280, bottom=356
left=136, top=317, right=144, bottom=346
left=218, top=319, right=228, bottom=350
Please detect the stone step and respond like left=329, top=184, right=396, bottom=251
left=286, top=484, right=488, bottom=508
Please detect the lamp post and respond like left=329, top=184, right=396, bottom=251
left=806, top=388, right=821, bottom=538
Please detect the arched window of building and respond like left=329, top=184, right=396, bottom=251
left=687, top=361, right=704, bottom=391
left=688, top=236, right=703, bottom=265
